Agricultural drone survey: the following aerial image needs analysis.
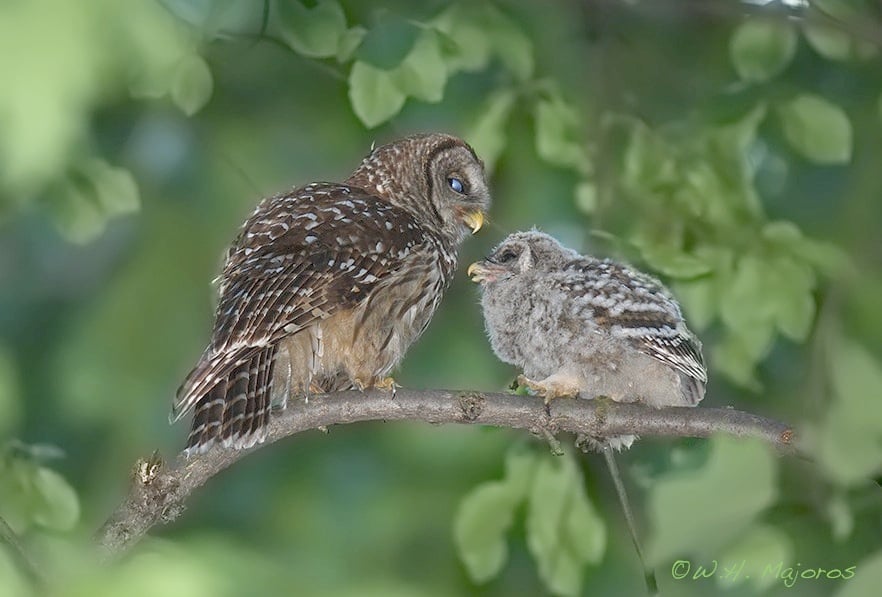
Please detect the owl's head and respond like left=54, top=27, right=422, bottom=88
left=347, top=133, right=491, bottom=243
left=468, top=230, right=579, bottom=284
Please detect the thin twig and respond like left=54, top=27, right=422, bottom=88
left=0, top=514, right=44, bottom=585
left=94, top=388, right=797, bottom=558
left=602, top=448, right=658, bottom=596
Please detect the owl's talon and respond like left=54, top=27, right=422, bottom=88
left=374, top=376, right=399, bottom=397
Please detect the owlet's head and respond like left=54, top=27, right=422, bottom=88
left=468, top=230, right=578, bottom=285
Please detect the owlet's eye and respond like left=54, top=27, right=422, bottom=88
left=447, top=177, right=465, bottom=194
left=497, top=249, right=518, bottom=263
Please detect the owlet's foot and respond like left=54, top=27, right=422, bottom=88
left=517, top=373, right=580, bottom=404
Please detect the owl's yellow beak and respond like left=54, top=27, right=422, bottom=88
left=461, top=210, right=484, bottom=234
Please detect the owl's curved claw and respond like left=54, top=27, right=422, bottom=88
left=373, top=376, right=399, bottom=398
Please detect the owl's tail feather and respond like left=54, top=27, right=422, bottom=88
left=184, top=346, right=275, bottom=455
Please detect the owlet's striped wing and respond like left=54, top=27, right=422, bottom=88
left=561, top=258, right=707, bottom=386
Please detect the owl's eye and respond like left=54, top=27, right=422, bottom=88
left=497, top=249, right=518, bottom=264
left=447, top=177, right=465, bottom=194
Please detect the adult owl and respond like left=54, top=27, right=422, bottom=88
left=469, top=230, right=706, bottom=450
left=173, top=133, right=490, bottom=454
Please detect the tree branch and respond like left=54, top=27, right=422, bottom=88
left=95, top=389, right=796, bottom=558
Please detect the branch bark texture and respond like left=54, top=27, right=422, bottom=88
left=95, top=389, right=796, bottom=558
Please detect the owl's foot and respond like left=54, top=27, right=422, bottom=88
left=517, top=374, right=580, bottom=404
left=354, top=375, right=399, bottom=397
left=373, top=376, right=399, bottom=397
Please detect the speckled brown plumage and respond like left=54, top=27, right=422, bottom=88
left=173, top=134, right=490, bottom=454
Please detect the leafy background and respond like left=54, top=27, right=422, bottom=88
left=1, top=0, right=882, bottom=595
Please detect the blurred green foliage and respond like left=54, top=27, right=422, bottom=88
left=1, top=0, right=882, bottom=595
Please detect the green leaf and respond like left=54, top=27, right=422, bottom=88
left=347, top=61, right=406, bottom=128
left=31, top=465, right=80, bottom=531
left=391, top=30, right=447, bottom=102
left=431, top=3, right=533, bottom=80
left=640, top=245, right=713, bottom=279
left=779, top=94, right=852, bottom=164
left=647, top=436, right=777, bottom=566
left=336, top=25, right=366, bottom=63
left=803, top=23, right=853, bottom=62
left=817, top=336, right=882, bottom=485
left=466, top=89, right=516, bottom=174
left=716, top=525, right=793, bottom=590
left=454, top=482, right=519, bottom=582
left=574, top=181, right=596, bottom=214
left=0, top=546, right=32, bottom=597
left=534, top=93, right=590, bottom=174
left=357, top=14, right=419, bottom=69
left=835, top=550, right=882, bottom=597
left=526, top=453, right=605, bottom=597
left=482, top=5, right=533, bottom=81
left=730, top=20, right=797, bottom=82
left=50, top=158, right=141, bottom=244
left=159, top=0, right=265, bottom=40
left=827, top=493, right=854, bottom=541
left=453, top=447, right=537, bottom=583
left=171, top=54, right=213, bottom=116
left=0, top=347, right=21, bottom=437
left=719, top=255, right=776, bottom=359
left=275, top=0, right=348, bottom=59
left=672, top=278, right=716, bottom=332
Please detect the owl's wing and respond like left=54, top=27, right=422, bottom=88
left=561, top=258, right=707, bottom=384
left=172, top=184, right=427, bottom=420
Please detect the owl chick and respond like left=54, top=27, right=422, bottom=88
left=173, top=133, right=490, bottom=454
left=469, top=231, right=706, bottom=450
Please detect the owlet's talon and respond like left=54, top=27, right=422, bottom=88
left=517, top=374, right=579, bottom=404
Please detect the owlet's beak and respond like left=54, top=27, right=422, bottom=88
left=461, top=210, right=484, bottom=235
left=467, top=262, right=481, bottom=280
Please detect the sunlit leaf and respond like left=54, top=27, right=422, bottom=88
left=647, top=436, right=777, bottom=566
left=640, top=245, right=713, bottom=279
left=526, top=452, right=605, bottom=597
left=730, top=20, right=797, bottom=82
left=357, top=14, right=419, bottom=70
left=834, top=550, right=881, bottom=597
left=716, top=525, right=793, bottom=590
left=534, top=93, right=590, bottom=174
left=803, top=24, right=853, bottom=62
left=159, top=0, right=265, bottom=39
left=453, top=446, right=537, bottom=583
left=779, top=94, right=852, bottom=164
left=347, top=61, right=406, bottom=128
left=31, top=466, right=80, bottom=531
left=275, top=0, right=348, bottom=59
left=574, top=181, right=596, bottom=215
left=827, top=493, right=853, bottom=541
left=0, top=546, right=32, bottom=597
left=454, top=482, right=519, bottom=582
left=336, top=25, right=366, bottom=63
left=431, top=3, right=533, bottom=79
left=466, top=89, right=516, bottom=173
left=392, top=30, right=447, bottom=103
left=171, top=54, right=213, bottom=116
left=817, top=335, right=882, bottom=485
left=50, top=158, right=141, bottom=244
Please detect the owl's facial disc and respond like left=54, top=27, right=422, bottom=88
left=429, top=144, right=490, bottom=236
